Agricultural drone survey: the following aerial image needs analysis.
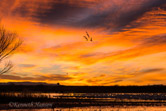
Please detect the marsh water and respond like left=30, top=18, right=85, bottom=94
left=2, top=92, right=166, bottom=101
left=1, top=93, right=166, bottom=111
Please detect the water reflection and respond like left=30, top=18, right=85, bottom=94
left=1, top=106, right=166, bottom=111
left=1, top=93, right=166, bottom=101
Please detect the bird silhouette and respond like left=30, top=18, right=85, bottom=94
left=86, top=31, right=90, bottom=38
left=90, top=37, right=93, bottom=42
left=83, top=36, right=88, bottom=41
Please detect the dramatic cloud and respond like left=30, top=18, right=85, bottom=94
left=75, top=0, right=166, bottom=30
left=10, top=0, right=98, bottom=26
left=0, top=0, right=166, bottom=85
left=5, top=0, right=165, bottom=32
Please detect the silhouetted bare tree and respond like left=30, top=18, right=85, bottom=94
left=0, top=26, right=22, bottom=75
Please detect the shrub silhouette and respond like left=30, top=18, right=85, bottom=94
left=0, top=26, right=22, bottom=75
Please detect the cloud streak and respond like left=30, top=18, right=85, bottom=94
left=0, top=74, right=73, bottom=81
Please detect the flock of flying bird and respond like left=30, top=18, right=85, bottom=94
left=83, top=31, right=93, bottom=42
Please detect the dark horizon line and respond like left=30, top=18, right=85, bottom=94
left=0, top=82, right=165, bottom=86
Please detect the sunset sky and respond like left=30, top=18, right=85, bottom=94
left=0, top=0, right=166, bottom=86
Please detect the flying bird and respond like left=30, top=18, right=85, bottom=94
left=90, top=37, right=93, bottom=42
left=86, top=31, right=90, bottom=38
left=83, top=36, right=88, bottom=41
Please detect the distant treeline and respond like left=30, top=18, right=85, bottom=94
left=0, top=85, right=166, bottom=93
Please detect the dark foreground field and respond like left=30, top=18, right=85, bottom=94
left=0, top=85, right=166, bottom=93
left=1, top=92, right=166, bottom=110
left=0, top=85, right=166, bottom=109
